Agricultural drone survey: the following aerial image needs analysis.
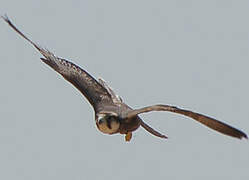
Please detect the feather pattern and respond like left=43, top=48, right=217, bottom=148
left=2, top=15, right=112, bottom=108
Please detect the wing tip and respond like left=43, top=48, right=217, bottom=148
left=232, top=130, right=247, bottom=140
left=240, top=133, right=248, bottom=140
left=162, top=135, right=168, bottom=139
left=1, top=14, right=11, bottom=25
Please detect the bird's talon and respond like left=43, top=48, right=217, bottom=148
left=125, top=132, right=132, bottom=142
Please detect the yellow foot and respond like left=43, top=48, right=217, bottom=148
left=125, top=132, right=132, bottom=142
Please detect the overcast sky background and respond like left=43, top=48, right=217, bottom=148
left=0, top=1, right=249, bottom=180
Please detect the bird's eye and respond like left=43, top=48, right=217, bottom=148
left=98, top=118, right=104, bottom=124
left=97, top=116, right=106, bottom=124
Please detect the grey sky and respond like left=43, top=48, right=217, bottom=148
left=1, top=1, right=249, bottom=179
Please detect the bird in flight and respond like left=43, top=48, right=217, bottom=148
left=2, top=16, right=247, bottom=142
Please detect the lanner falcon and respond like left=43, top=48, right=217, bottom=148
left=2, top=16, right=247, bottom=141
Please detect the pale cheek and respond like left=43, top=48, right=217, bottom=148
left=97, top=122, right=119, bottom=134
left=98, top=124, right=113, bottom=134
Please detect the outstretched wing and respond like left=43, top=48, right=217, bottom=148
left=2, top=16, right=113, bottom=109
left=124, top=104, right=247, bottom=139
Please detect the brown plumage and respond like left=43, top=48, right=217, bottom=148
left=2, top=15, right=247, bottom=141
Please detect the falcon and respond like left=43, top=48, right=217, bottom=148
left=2, top=16, right=247, bottom=141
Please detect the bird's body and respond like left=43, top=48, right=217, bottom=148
left=2, top=16, right=247, bottom=141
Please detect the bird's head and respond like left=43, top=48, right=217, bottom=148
left=96, top=112, right=120, bottom=134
